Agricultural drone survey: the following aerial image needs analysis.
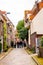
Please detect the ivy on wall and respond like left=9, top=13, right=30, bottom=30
left=3, top=21, right=7, bottom=52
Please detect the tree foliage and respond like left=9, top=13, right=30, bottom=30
left=16, top=20, right=24, bottom=31
left=16, top=20, right=28, bottom=40
left=19, top=27, right=28, bottom=40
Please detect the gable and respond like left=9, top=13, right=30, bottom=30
left=32, top=8, right=43, bottom=22
left=31, top=8, right=43, bottom=34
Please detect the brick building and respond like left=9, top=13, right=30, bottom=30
left=0, top=10, right=15, bottom=51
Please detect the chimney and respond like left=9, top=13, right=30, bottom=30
left=35, top=0, right=39, bottom=12
left=35, top=0, right=38, bottom=5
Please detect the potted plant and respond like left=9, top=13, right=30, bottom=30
left=39, top=36, right=43, bottom=57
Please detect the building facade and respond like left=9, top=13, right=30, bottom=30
left=0, top=10, right=15, bottom=51
left=24, top=0, right=43, bottom=53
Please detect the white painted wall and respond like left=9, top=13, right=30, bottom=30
left=31, top=8, right=43, bottom=34
left=24, top=21, right=30, bottom=28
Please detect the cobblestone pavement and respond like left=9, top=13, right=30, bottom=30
left=0, top=48, right=37, bottom=65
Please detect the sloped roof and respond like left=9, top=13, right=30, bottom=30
left=32, top=8, right=43, bottom=22
left=29, top=1, right=43, bottom=20
left=0, top=10, right=7, bottom=21
left=24, top=1, right=43, bottom=20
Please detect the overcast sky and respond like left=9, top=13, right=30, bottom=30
left=0, top=0, right=39, bottom=29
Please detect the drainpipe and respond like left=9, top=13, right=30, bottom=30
left=28, top=28, right=31, bottom=45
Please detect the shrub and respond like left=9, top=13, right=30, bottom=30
left=31, top=46, right=35, bottom=53
left=40, top=36, right=43, bottom=47
left=3, top=41, right=8, bottom=52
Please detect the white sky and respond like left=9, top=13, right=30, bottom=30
left=0, top=0, right=38, bottom=29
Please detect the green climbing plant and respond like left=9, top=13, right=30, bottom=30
left=3, top=21, right=7, bottom=52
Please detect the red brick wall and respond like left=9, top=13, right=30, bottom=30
left=0, top=21, right=3, bottom=36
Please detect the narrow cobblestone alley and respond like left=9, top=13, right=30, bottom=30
left=0, top=48, right=37, bottom=65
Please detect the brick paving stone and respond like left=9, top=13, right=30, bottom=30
left=0, top=48, right=37, bottom=65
